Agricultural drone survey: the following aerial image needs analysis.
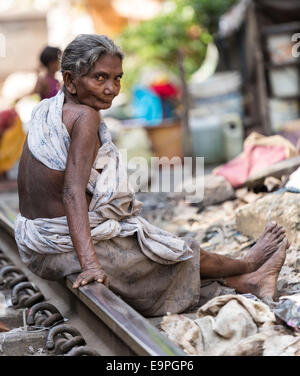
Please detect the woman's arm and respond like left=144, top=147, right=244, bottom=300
left=63, top=106, right=109, bottom=289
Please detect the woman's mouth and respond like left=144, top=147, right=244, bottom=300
left=101, top=97, right=114, bottom=104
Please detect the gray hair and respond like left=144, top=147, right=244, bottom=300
left=61, top=34, right=123, bottom=76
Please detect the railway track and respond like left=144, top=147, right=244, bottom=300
left=0, top=192, right=185, bottom=356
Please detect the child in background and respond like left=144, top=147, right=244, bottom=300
left=34, top=46, right=62, bottom=100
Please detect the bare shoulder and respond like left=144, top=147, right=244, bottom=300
left=62, top=103, right=101, bottom=136
left=75, top=104, right=100, bottom=123
left=64, top=104, right=101, bottom=178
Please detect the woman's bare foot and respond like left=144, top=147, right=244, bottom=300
left=243, top=222, right=286, bottom=272
left=226, top=238, right=289, bottom=300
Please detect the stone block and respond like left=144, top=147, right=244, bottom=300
left=0, top=330, right=47, bottom=356
left=236, top=192, right=300, bottom=245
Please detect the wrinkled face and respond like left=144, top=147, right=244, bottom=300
left=70, top=54, right=123, bottom=111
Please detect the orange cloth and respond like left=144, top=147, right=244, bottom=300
left=0, top=108, right=16, bottom=136
left=0, top=109, right=26, bottom=173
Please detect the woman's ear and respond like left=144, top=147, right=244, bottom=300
left=63, top=71, right=77, bottom=95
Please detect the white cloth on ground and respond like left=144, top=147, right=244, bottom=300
left=161, top=294, right=300, bottom=356
left=286, top=166, right=300, bottom=190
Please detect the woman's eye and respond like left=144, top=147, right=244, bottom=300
left=96, top=75, right=105, bottom=81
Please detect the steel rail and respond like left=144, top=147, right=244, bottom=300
left=0, top=202, right=185, bottom=356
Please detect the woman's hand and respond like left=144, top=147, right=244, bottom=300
left=72, top=265, right=110, bottom=289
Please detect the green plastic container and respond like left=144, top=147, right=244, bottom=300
left=189, top=112, right=225, bottom=164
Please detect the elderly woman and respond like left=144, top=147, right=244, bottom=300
left=15, top=34, right=289, bottom=317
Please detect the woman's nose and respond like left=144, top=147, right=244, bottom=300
left=104, top=81, right=114, bottom=94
